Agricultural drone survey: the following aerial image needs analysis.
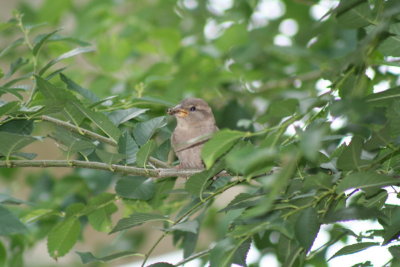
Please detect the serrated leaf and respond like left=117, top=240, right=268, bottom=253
left=39, top=47, right=95, bottom=75
left=76, top=250, right=141, bottom=264
left=336, top=172, right=400, bottom=193
left=118, top=131, right=139, bottom=164
left=136, top=140, right=156, bottom=168
left=60, top=73, right=99, bottom=103
left=295, top=207, right=320, bottom=253
left=133, top=116, right=166, bottom=146
left=95, top=149, right=125, bottom=164
left=328, top=242, right=378, bottom=261
left=323, top=206, right=382, bottom=223
left=202, top=129, right=247, bottom=169
left=185, top=161, right=225, bottom=197
left=0, top=132, right=39, bottom=158
left=115, top=176, right=155, bottom=200
left=110, top=213, right=168, bottom=234
left=33, top=30, right=60, bottom=56
left=21, top=209, right=60, bottom=223
left=232, top=239, right=251, bottom=267
left=209, top=238, right=235, bottom=267
left=109, top=108, right=149, bottom=126
left=88, top=204, right=117, bottom=232
left=0, top=205, right=27, bottom=236
left=47, top=217, right=80, bottom=259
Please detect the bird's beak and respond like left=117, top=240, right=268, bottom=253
left=167, top=105, right=189, bottom=118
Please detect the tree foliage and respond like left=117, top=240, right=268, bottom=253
left=1, top=0, right=400, bottom=266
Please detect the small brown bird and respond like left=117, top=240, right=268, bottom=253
left=167, top=98, right=218, bottom=169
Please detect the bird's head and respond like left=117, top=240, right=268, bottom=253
left=167, top=98, right=215, bottom=127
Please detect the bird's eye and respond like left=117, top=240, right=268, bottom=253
left=190, top=106, right=196, bottom=111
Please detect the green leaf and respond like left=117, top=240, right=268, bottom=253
left=185, top=161, right=225, bottom=197
left=0, top=37, right=23, bottom=58
left=76, top=250, right=141, bottom=264
left=88, top=203, right=117, bottom=232
left=379, top=36, right=400, bottom=57
left=0, top=119, right=33, bottom=135
left=328, top=242, right=379, bottom=261
left=136, top=140, right=156, bottom=168
left=0, top=193, right=29, bottom=205
left=115, top=176, right=155, bottom=200
left=169, top=220, right=199, bottom=234
left=336, top=172, right=400, bottom=193
left=118, top=131, right=139, bottom=164
left=365, top=86, right=400, bottom=106
left=336, top=1, right=372, bottom=28
left=110, top=213, right=168, bottom=234
left=95, top=149, right=125, bottom=164
left=389, top=246, right=400, bottom=259
left=232, top=239, right=251, bottom=267
left=71, top=104, right=121, bottom=142
left=295, top=207, right=320, bottom=253
left=47, top=217, right=81, bottom=259
left=0, top=132, right=39, bottom=158
left=209, top=238, right=235, bottom=267
left=21, top=209, right=60, bottom=223
left=225, top=144, right=276, bottom=175
left=0, top=205, right=27, bottom=236
left=323, top=206, right=382, bottom=223
left=148, top=263, right=175, bottom=267
left=5, top=57, right=29, bottom=78
left=336, top=136, right=363, bottom=171
left=0, top=101, right=19, bottom=116
left=60, top=73, right=99, bottom=103
left=39, top=47, right=95, bottom=75
left=0, top=241, right=6, bottom=266
left=33, top=30, right=60, bottom=56
left=133, top=116, right=166, bottom=146
left=109, top=107, right=149, bottom=126
left=201, top=129, right=247, bottom=169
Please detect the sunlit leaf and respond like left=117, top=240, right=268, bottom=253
left=47, top=217, right=80, bottom=259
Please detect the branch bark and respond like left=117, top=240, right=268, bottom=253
left=0, top=160, right=200, bottom=178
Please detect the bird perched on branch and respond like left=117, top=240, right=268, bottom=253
left=167, top=98, right=218, bottom=169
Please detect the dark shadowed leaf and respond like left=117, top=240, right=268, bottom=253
left=148, top=263, right=175, bottom=267
left=115, top=176, right=155, bottom=200
left=118, top=131, right=139, bottom=164
left=336, top=172, right=400, bottom=193
left=60, top=73, right=99, bottom=103
left=0, top=205, right=27, bottom=236
left=133, top=116, right=166, bottom=146
left=110, top=213, right=168, bottom=234
left=76, top=250, right=141, bottom=264
left=295, top=207, right=320, bottom=253
left=232, top=238, right=251, bottom=267
left=323, top=206, right=382, bottom=223
left=328, top=242, right=379, bottom=261
left=108, top=108, right=149, bottom=126
left=185, top=161, right=225, bottom=197
left=0, top=132, right=39, bottom=158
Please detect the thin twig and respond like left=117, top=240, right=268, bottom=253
left=175, top=249, right=211, bottom=266
left=0, top=160, right=200, bottom=178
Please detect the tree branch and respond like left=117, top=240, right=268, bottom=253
left=0, top=160, right=200, bottom=178
left=39, top=115, right=171, bottom=168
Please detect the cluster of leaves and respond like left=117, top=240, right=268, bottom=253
left=1, top=0, right=400, bottom=266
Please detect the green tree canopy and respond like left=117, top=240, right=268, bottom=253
left=1, top=0, right=400, bottom=266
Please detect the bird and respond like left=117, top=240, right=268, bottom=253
left=167, top=97, right=218, bottom=169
